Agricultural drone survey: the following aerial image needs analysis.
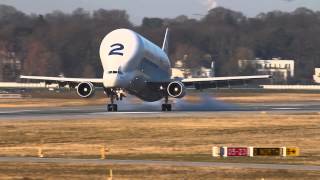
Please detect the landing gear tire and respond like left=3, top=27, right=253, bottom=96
left=105, top=88, right=126, bottom=112
left=162, top=96, right=172, bottom=112
left=107, top=104, right=118, bottom=112
left=162, top=104, right=172, bottom=112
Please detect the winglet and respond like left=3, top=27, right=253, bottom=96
left=162, top=28, right=169, bottom=54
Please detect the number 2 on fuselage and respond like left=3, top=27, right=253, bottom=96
left=109, top=43, right=124, bottom=56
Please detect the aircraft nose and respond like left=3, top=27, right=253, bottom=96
left=104, top=74, right=118, bottom=88
left=103, top=71, right=125, bottom=88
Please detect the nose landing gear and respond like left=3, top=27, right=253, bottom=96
left=162, top=96, right=172, bottom=112
left=107, top=103, right=118, bottom=112
left=107, top=93, right=118, bottom=112
left=105, top=88, right=126, bottom=112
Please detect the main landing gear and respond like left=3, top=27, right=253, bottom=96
left=105, top=88, right=173, bottom=112
left=162, top=96, right=172, bottom=112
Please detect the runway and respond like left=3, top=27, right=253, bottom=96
left=0, top=100, right=320, bottom=120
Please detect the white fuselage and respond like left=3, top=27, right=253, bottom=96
left=99, top=29, right=172, bottom=102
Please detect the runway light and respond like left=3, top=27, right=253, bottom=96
left=212, top=146, right=220, bottom=157
left=38, top=147, right=44, bottom=158
left=101, top=145, right=109, bottom=159
left=107, top=169, right=113, bottom=180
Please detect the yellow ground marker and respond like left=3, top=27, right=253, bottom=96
left=286, top=147, right=300, bottom=156
left=107, top=169, right=113, bottom=180
left=38, top=147, right=44, bottom=158
left=101, top=146, right=110, bottom=159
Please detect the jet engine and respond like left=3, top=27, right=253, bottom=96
left=167, top=81, right=186, bottom=98
left=76, top=82, right=95, bottom=98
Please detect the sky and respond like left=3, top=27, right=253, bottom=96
left=0, top=0, right=319, bottom=24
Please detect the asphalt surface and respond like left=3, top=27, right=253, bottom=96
left=0, top=157, right=319, bottom=171
left=0, top=100, right=320, bottom=120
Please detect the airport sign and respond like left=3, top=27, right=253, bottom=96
left=227, top=147, right=249, bottom=156
left=215, top=146, right=300, bottom=157
left=286, top=147, right=300, bottom=156
left=253, top=148, right=281, bottom=156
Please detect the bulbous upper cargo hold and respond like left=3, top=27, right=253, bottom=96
left=99, top=29, right=171, bottom=76
left=100, top=29, right=140, bottom=72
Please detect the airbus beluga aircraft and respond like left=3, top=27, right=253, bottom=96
left=21, top=28, right=270, bottom=112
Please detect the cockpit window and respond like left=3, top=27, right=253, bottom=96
left=108, top=71, right=122, bottom=74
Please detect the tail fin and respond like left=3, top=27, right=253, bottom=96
left=162, top=28, right=169, bottom=54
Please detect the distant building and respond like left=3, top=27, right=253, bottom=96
left=171, top=68, right=185, bottom=79
left=190, top=67, right=214, bottom=78
left=0, top=50, right=21, bottom=82
left=238, top=58, right=295, bottom=83
left=171, top=60, right=215, bottom=79
left=313, top=68, right=320, bottom=84
left=171, top=60, right=188, bottom=78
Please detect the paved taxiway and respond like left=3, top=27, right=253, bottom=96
left=0, top=157, right=319, bottom=171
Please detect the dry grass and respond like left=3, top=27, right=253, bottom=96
left=0, top=98, right=107, bottom=108
left=0, top=163, right=319, bottom=180
left=217, top=93, right=320, bottom=103
left=0, top=113, right=320, bottom=165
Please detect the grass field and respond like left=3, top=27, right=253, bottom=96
left=0, top=98, right=106, bottom=108
left=0, top=113, right=319, bottom=165
left=0, top=113, right=320, bottom=179
left=1, top=163, right=320, bottom=180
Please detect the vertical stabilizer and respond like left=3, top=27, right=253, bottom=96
left=162, top=28, right=169, bottom=54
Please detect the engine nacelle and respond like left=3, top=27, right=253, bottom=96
left=167, top=81, right=186, bottom=98
left=76, top=82, right=95, bottom=98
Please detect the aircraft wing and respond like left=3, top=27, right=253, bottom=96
left=20, top=75, right=104, bottom=85
left=181, top=75, right=271, bottom=88
left=182, top=75, right=271, bottom=83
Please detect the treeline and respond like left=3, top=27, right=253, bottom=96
left=0, top=4, right=320, bottom=83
